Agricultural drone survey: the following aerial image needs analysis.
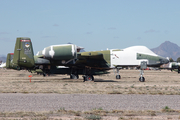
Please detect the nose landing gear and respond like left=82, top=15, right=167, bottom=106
left=139, top=61, right=147, bottom=82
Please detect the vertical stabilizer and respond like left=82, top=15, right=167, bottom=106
left=13, top=37, right=35, bottom=69
left=6, top=53, right=14, bottom=68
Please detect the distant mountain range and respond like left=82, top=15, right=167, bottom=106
left=0, top=56, right=6, bottom=62
left=151, top=41, right=180, bottom=61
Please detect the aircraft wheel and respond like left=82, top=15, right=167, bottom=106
left=116, top=75, right=121, bottom=79
left=70, top=74, right=79, bottom=79
left=86, top=76, right=92, bottom=81
left=83, top=75, right=94, bottom=81
left=43, top=73, right=46, bottom=77
left=139, top=77, right=145, bottom=82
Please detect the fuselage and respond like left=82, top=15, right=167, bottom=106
left=35, top=45, right=169, bottom=69
left=110, top=46, right=169, bottom=68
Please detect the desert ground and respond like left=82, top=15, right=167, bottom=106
left=0, top=68, right=180, bottom=120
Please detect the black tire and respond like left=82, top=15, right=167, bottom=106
left=87, top=75, right=93, bottom=81
left=139, top=77, right=145, bottom=82
left=43, top=73, right=46, bottom=77
left=83, top=75, right=94, bottom=81
left=70, top=74, right=79, bottom=79
left=116, top=75, right=121, bottom=79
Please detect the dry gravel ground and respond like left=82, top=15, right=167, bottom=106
left=0, top=69, right=180, bottom=119
left=0, top=69, right=180, bottom=95
left=0, top=94, right=180, bottom=112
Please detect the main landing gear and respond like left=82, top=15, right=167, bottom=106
left=83, top=75, right=94, bottom=81
left=42, top=69, right=51, bottom=77
left=114, top=61, right=147, bottom=82
left=70, top=68, right=79, bottom=79
left=70, top=74, right=79, bottom=79
left=83, top=67, right=94, bottom=82
left=69, top=67, right=94, bottom=82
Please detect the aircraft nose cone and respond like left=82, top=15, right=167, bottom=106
left=161, top=58, right=169, bottom=64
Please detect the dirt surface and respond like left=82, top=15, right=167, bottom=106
left=0, top=69, right=180, bottom=119
left=0, top=69, right=180, bottom=95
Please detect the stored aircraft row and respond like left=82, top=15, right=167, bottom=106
left=6, top=37, right=169, bottom=82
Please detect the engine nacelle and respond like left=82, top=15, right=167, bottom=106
left=39, top=44, right=77, bottom=60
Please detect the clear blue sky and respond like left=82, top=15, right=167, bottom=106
left=0, top=0, right=180, bottom=56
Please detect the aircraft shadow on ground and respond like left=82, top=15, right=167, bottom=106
left=15, top=78, right=119, bottom=83
left=62, top=78, right=118, bottom=82
left=94, top=79, right=118, bottom=82
left=19, top=80, right=52, bottom=83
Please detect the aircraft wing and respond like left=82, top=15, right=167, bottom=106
left=36, top=55, right=44, bottom=58
left=78, top=51, right=103, bottom=58
left=34, top=56, right=50, bottom=65
left=75, top=51, right=110, bottom=69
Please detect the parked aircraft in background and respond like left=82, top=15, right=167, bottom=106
left=161, top=62, right=180, bottom=73
left=9, top=37, right=169, bottom=82
left=0, top=62, right=6, bottom=68
left=5, top=53, right=14, bottom=69
left=171, top=62, right=180, bottom=73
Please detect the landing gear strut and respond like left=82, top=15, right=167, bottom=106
left=83, top=67, right=94, bottom=82
left=70, top=68, right=79, bottom=79
left=42, top=69, right=51, bottom=77
left=115, top=67, right=121, bottom=79
left=139, top=61, right=147, bottom=82
left=39, top=65, right=51, bottom=77
left=139, top=69, right=145, bottom=82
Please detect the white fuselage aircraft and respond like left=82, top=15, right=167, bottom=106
left=110, top=46, right=168, bottom=68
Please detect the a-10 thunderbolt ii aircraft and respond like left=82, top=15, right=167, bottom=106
left=161, top=62, right=180, bottom=73
left=5, top=53, right=14, bottom=68
left=170, top=62, right=180, bottom=73
left=9, top=37, right=169, bottom=82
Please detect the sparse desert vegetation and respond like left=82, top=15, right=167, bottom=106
left=0, top=107, right=180, bottom=120
left=0, top=69, right=180, bottom=95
